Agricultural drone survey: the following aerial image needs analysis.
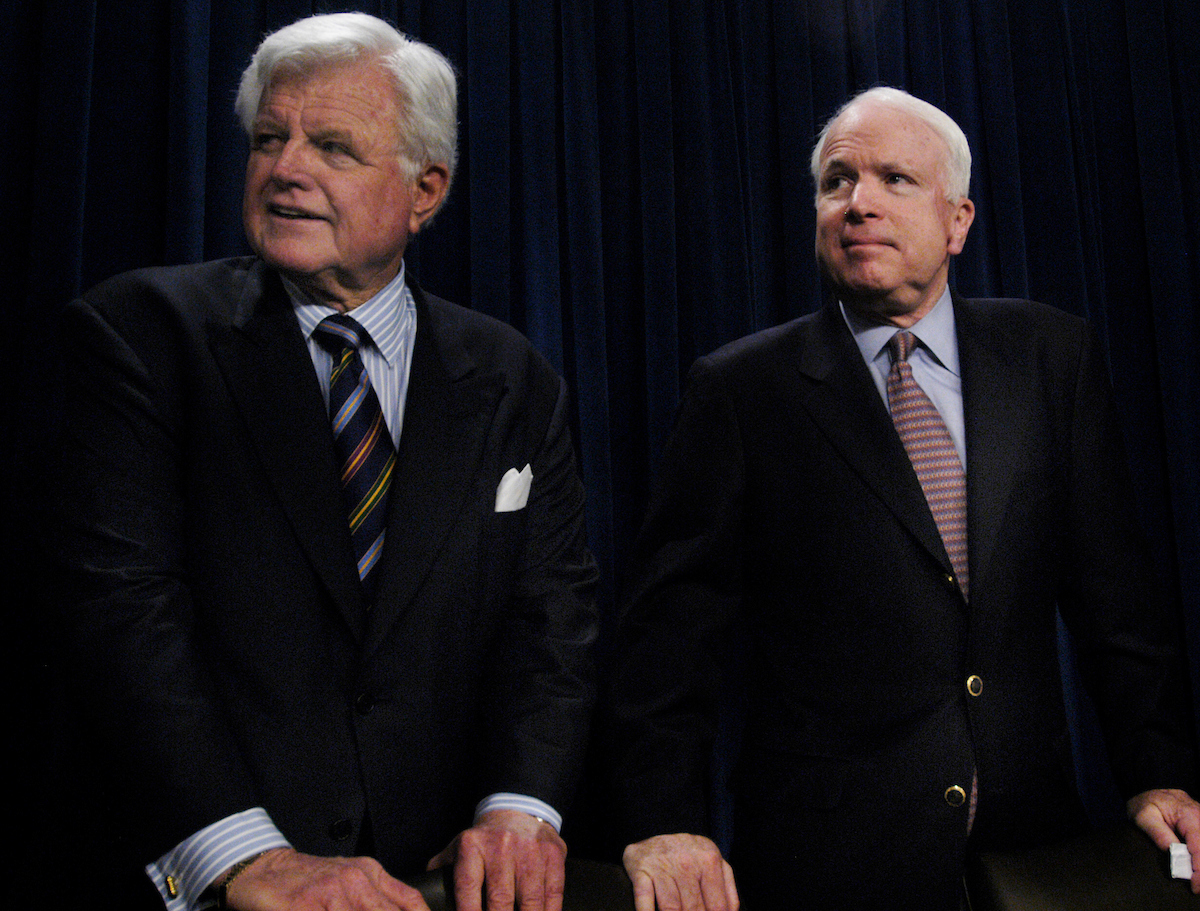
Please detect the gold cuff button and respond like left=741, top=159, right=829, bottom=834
left=967, top=675, right=983, bottom=697
left=945, top=785, right=967, bottom=807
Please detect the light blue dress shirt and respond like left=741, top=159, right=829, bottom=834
left=840, top=287, right=967, bottom=471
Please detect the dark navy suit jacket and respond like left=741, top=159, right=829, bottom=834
left=609, top=295, right=1195, bottom=910
left=53, top=257, right=598, bottom=883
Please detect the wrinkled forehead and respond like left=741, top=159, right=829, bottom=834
left=257, top=56, right=397, bottom=118
left=257, top=62, right=404, bottom=149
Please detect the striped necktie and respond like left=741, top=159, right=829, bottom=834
left=314, top=314, right=395, bottom=599
left=886, top=330, right=969, bottom=599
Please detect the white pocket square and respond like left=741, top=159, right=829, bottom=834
left=495, top=464, right=533, bottom=512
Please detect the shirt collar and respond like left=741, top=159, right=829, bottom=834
left=288, top=265, right=414, bottom=367
left=841, top=286, right=960, bottom=376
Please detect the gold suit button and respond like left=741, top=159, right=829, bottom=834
left=967, top=675, right=983, bottom=697
left=945, top=785, right=967, bottom=807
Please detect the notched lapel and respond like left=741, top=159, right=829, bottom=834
left=365, top=303, right=506, bottom=654
left=793, top=305, right=955, bottom=577
left=207, top=267, right=368, bottom=639
left=956, top=301, right=1024, bottom=596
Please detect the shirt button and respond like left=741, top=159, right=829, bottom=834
left=945, top=785, right=967, bottom=807
left=967, top=675, right=983, bottom=697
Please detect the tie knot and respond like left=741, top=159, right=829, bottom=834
left=889, top=330, right=917, bottom=364
left=315, top=314, right=370, bottom=353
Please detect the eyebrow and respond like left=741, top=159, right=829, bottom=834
left=819, top=156, right=856, bottom=175
left=311, top=126, right=356, bottom=144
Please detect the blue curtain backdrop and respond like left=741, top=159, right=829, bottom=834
left=5, top=0, right=1198, bottom=883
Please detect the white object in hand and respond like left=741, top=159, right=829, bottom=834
left=1169, top=842, right=1193, bottom=880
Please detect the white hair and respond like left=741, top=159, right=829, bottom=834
left=810, top=86, right=972, bottom=202
left=235, top=12, right=458, bottom=186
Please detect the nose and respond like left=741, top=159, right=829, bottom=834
left=845, top=179, right=881, bottom=220
left=267, top=139, right=312, bottom=189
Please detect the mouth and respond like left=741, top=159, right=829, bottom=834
left=842, top=236, right=893, bottom=249
left=266, top=203, right=324, bottom=221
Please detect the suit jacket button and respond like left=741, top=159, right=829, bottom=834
left=967, top=675, right=983, bottom=697
left=945, top=785, right=967, bottom=807
left=329, top=818, right=355, bottom=841
left=355, top=692, right=376, bottom=714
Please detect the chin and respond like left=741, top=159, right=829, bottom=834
left=836, top=276, right=896, bottom=301
left=254, top=242, right=331, bottom=277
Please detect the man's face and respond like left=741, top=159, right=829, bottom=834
left=243, top=58, right=447, bottom=310
left=814, top=100, right=974, bottom=326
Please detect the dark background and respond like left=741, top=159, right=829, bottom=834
left=4, top=0, right=1197, bottom=890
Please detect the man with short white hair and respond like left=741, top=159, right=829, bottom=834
left=608, top=86, right=1200, bottom=910
left=53, top=13, right=598, bottom=911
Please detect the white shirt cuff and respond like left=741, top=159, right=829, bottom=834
left=474, top=793, right=562, bottom=832
left=146, top=807, right=291, bottom=910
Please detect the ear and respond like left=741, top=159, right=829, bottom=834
left=408, top=163, right=451, bottom=235
left=946, top=197, right=975, bottom=255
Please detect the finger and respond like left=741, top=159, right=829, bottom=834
left=454, top=842, right=487, bottom=911
left=696, top=855, right=734, bottom=911
left=543, top=847, right=566, bottom=911
left=1145, top=819, right=1178, bottom=852
left=388, top=881, right=435, bottom=911
left=1134, top=806, right=1177, bottom=851
left=427, top=842, right=456, bottom=872
left=369, top=865, right=431, bottom=911
left=656, top=873, right=687, bottom=911
left=514, top=855, right=546, bottom=911
left=675, top=861, right=706, bottom=911
left=482, top=842, right=517, bottom=911
left=631, top=869, right=661, bottom=911
left=1177, top=811, right=1200, bottom=893
left=722, top=860, right=740, bottom=911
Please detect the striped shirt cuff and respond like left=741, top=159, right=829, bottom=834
left=146, top=808, right=291, bottom=910
left=474, top=793, right=562, bottom=832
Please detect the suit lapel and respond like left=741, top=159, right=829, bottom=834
left=208, top=263, right=368, bottom=639
left=792, top=303, right=954, bottom=577
left=955, top=294, right=1022, bottom=596
left=365, top=290, right=506, bottom=655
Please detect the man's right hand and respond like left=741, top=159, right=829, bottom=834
left=622, top=834, right=738, bottom=911
left=223, top=847, right=432, bottom=911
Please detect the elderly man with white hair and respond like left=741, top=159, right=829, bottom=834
left=53, top=12, right=598, bottom=911
left=607, top=86, right=1200, bottom=910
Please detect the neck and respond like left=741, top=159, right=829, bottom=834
left=840, top=283, right=948, bottom=329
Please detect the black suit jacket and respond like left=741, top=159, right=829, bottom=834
left=608, top=295, right=1195, bottom=910
left=52, top=257, right=598, bottom=884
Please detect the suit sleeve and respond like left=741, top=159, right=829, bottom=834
left=479, top=374, right=601, bottom=814
left=1058, top=324, right=1198, bottom=798
left=50, top=296, right=260, bottom=857
left=604, top=359, right=746, bottom=845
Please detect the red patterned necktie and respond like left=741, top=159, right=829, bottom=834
left=887, top=330, right=977, bottom=831
left=886, top=331, right=969, bottom=599
left=315, top=314, right=396, bottom=599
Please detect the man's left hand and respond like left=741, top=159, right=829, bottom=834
left=428, top=809, right=567, bottom=911
left=1127, top=787, right=1200, bottom=893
